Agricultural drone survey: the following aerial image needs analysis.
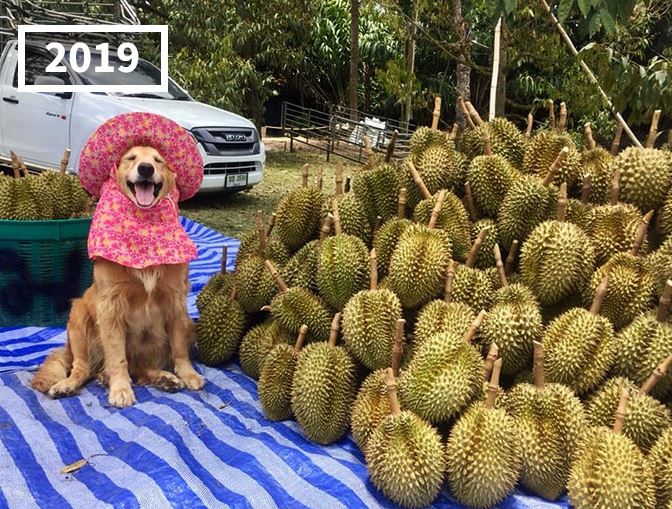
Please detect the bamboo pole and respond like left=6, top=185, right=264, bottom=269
left=489, top=17, right=503, bottom=121
left=431, top=96, right=442, bottom=130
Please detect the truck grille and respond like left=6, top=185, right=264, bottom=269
left=191, top=127, right=260, bottom=156
left=204, top=161, right=258, bottom=175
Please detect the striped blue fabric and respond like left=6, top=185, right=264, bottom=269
left=0, top=217, right=570, bottom=509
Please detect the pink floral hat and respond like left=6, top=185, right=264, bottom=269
left=78, top=112, right=203, bottom=201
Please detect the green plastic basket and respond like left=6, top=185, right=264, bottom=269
left=0, top=217, right=92, bottom=327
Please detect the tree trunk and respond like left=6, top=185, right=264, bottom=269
left=402, top=0, right=419, bottom=131
left=364, top=63, right=372, bottom=112
left=495, top=20, right=508, bottom=117
left=453, top=0, right=471, bottom=127
left=349, top=0, right=360, bottom=120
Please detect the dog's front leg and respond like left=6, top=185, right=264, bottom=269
left=168, top=301, right=204, bottom=391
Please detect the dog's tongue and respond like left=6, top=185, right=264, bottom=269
left=135, top=182, right=155, bottom=207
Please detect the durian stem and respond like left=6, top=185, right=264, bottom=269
left=639, top=355, right=672, bottom=395
left=457, top=96, right=476, bottom=130
left=256, top=210, right=267, bottom=254
left=230, top=286, right=238, bottom=301
left=397, top=188, right=408, bottom=219
left=493, top=244, right=508, bottom=287
left=431, top=96, right=441, bottom=130
left=646, top=109, right=661, bottom=148
left=630, top=210, right=654, bottom=257
left=484, top=343, right=499, bottom=381
left=558, top=102, right=567, bottom=132
left=327, top=313, right=341, bottom=348
left=335, top=163, right=344, bottom=195
left=220, top=245, right=228, bottom=274
left=316, top=167, right=324, bottom=191
left=612, top=388, right=629, bottom=434
left=463, top=182, right=478, bottom=222
left=344, top=175, right=352, bottom=193
left=656, top=280, right=672, bottom=323
left=533, top=341, right=545, bottom=390
left=266, top=213, right=277, bottom=238
left=293, top=325, right=309, bottom=354
left=465, top=101, right=484, bottom=127
left=391, top=319, right=406, bottom=378
left=386, top=368, right=401, bottom=416
left=590, top=276, right=609, bottom=316
left=611, top=124, right=623, bottom=155
left=444, top=260, right=455, bottom=304
left=428, top=190, right=447, bottom=229
left=59, top=149, right=71, bottom=175
left=301, top=164, right=309, bottom=188
left=318, top=214, right=333, bottom=248
left=505, top=240, right=519, bottom=276
left=556, top=182, right=568, bottom=221
left=449, top=124, right=459, bottom=141
left=525, top=111, right=534, bottom=138
left=547, top=99, right=556, bottom=130
left=406, top=159, right=432, bottom=200
left=485, top=358, right=503, bottom=409
left=369, top=249, right=379, bottom=290
left=331, top=198, right=343, bottom=235
left=542, top=146, right=569, bottom=187
left=482, top=129, right=492, bottom=156
left=580, top=174, right=592, bottom=204
left=264, top=260, right=288, bottom=292
left=584, top=123, right=596, bottom=151
left=363, top=137, right=377, bottom=170
left=466, top=226, right=489, bottom=268
left=385, top=130, right=398, bottom=162
left=9, top=151, right=21, bottom=178
left=610, top=169, right=621, bottom=205
left=464, top=310, right=486, bottom=344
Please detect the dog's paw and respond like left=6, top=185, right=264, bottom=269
left=48, top=379, right=80, bottom=399
left=178, top=371, right=205, bottom=391
left=153, top=371, right=185, bottom=393
left=108, top=386, right=136, bottom=407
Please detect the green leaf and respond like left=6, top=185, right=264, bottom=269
left=558, top=0, right=574, bottom=23
left=600, top=9, right=615, bottom=33
left=503, top=0, right=517, bottom=15
left=617, top=0, right=636, bottom=21
left=577, top=0, right=591, bottom=17
left=588, top=11, right=601, bottom=34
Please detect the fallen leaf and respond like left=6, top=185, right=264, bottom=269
left=60, top=459, right=87, bottom=474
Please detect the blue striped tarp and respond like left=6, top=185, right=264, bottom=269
left=0, top=217, right=571, bottom=509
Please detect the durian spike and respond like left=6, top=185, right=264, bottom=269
left=584, top=123, right=596, bottom=150
left=556, top=182, right=568, bottom=221
left=335, top=163, right=344, bottom=195
left=465, top=100, right=484, bottom=126
left=610, top=169, right=621, bottom=205
left=542, top=146, right=569, bottom=186
left=532, top=340, right=545, bottom=390
left=219, top=245, right=228, bottom=274
left=630, top=210, right=654, bottom=257
left=558, top=102, right=567, bottom=132
left=369, top=249, right=379, bottom=290
left=484, top=343, right=499, bottom=381
left=493, top=244, right=508, bottom=287
left=230, top=285, right=238, bottom=301
left=391, top=319, right=406, bottom=378
left=639, top=355, right=672, bottom=396
left=386, top=368, right=402, bottom=416
left=327, top=313, right=342, bottom=349
left=485, top=358, right=503, bottom=409
left=645, top=109, right=661, bottom=148
left=505, top=240, right=519, bottom=276
left=293, top=325, right=309, bottom=354
left=59, top=149, right=71, bottom=175
left=316, top=167, right=324, bottom=191
left=464, top=310, right=486, bottom=344
left=589, top=275, right=609, bottom=316
left=463, top=182, right=478, bottom=222
left=318, top=214, right=333, bottom=248
left=449, top=124, right=459, bottom=140
left=9, top=151, right=21, bottom=178
left=331, top=198, right=343, bottom=235
left=264, top=259, right=288, bottom=292
left=580, top=174, right=592, bottom=204
left=255, top=209, right=267, bottom=253
left=266, top=213, right=277, bottom=238
left=612, top=388, right=629, bottom=435
left=656, top=280, right=672, bottom=323
left=301, top=164, right=309, bottom=188
left=431, top=96, right=442, bottom=130
left=466, top=226, right=490, bottom=268
left=397, top=188, right=408, bottom=219
left=427, top=190, right=447, bottom=229
left=525, top=111, right=534, bottom=138
left=482, top=129, right=492, bottom=156
left=444, top=260, right=455, bottom=304
left=260, top=305, right=272, bottom=313
left=611, top=124, right=623, bottom=155
left=406, top=159, right=432, bottom=200
left=547, top=99, right=556, bottom=130
left=344, top=175, right=352, bottom=193
left=385, top=130, right=398, bottom=162
left=457, top=96, right=476, bottom=130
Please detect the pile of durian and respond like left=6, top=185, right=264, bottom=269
left=0, top=150, right=92, bottom=220
left=196, top=99, right=672, bottom=509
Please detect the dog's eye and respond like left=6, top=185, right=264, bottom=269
left=125, top=154, right=137, bottom=161
left=154, top=156, right=164, bottom=164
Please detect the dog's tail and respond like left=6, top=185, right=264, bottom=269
left=31, top=347, right=72, bottom=394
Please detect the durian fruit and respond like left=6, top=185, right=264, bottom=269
left=451, top=227, right=496, bottom=312
left=650, top=427, right=672, bottom=509
left=351, top=158, right=402, bottom=224
left=543, top=276, right=616, bottom=394
left=275, top=165, right=324, bottom=251
left=470, top=219, right=498, bottom=269
left=651, top=238, right=672, bottom=297
left=258, top=324, right=308, bottom=421
left=265, top=260, right=332, bottom=342
left=351, top=320, right=405, bottom=448
left=613, top=282, right=672, bottom=400
left=365, top=367, right=446, bottom=509
left=196, top=289, right=246, bottom=366
left=479, top=245, right=543, bottom=376
left=44, top=150, right=89, bottom=219
left=323, top=164, right=372, bottom=244
left=611, top=147, right=672, bottom=212
left=568, top=389, right=656, bottom=509
left=196, top=245, right=235, bottom=313
left=405, top=137, right=460, bottom=209
left=585, top=356, right=672, bottom=452
left=410, top=125, right=450, bottom=157
left=579, top=123, right=613, bottom=205
left=8, top=157, right=39, bottom=221
left=236, top=211, right=289, bottom=264
left=239, top=319, right=292, bottom=380
left=583, top=203, right=648, bottom=265
left=467, top=130, right=520, bottom=218
left=373, top=188, right=413, bottom=278
left=0, top=173, right=14, bottom=219
left=26, top=172, right=55, bottom=219
left=446, top=358, right=522, bottom=509
left=342, top=249, right=403, bottom=370
left=281, top=216, right=332, bottom=292
left=399, top=311, right=486, bottom=424
left=316, top=200, right=369, bottom=309
left=290, top=313, right=357, bottom=444
left=459, top=116, right=527, bottom=169
left=582, top=211, right=655, bottom=329
left=660, top=188, right=672, bottom=239
left=523, top=130, right=583, bottom=188
left=387, top=191, right=452, bottom=309
left=504, top=342, right=587, bottom=500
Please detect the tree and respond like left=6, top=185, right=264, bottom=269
left=349, top=0, right=360, bottom=118
left=452, top=0, right=471, bottom=126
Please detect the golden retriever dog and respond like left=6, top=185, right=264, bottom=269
left=32, top=146, right=204, bottom=407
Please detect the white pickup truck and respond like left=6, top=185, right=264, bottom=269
left=0, top=40, right=265, bottom=193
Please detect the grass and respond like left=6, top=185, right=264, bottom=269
left=181, top=149, right=360, bottom=238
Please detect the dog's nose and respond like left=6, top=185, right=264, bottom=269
left=137, top=163, right=155, bottom=178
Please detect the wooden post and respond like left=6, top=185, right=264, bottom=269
left=646, top=109, right=661, bottom=148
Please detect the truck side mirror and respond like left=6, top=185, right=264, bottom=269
left=34, top=75, right=73, bottom=99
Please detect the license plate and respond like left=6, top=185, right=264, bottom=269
left=226, top=173, right=248, bottom=188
